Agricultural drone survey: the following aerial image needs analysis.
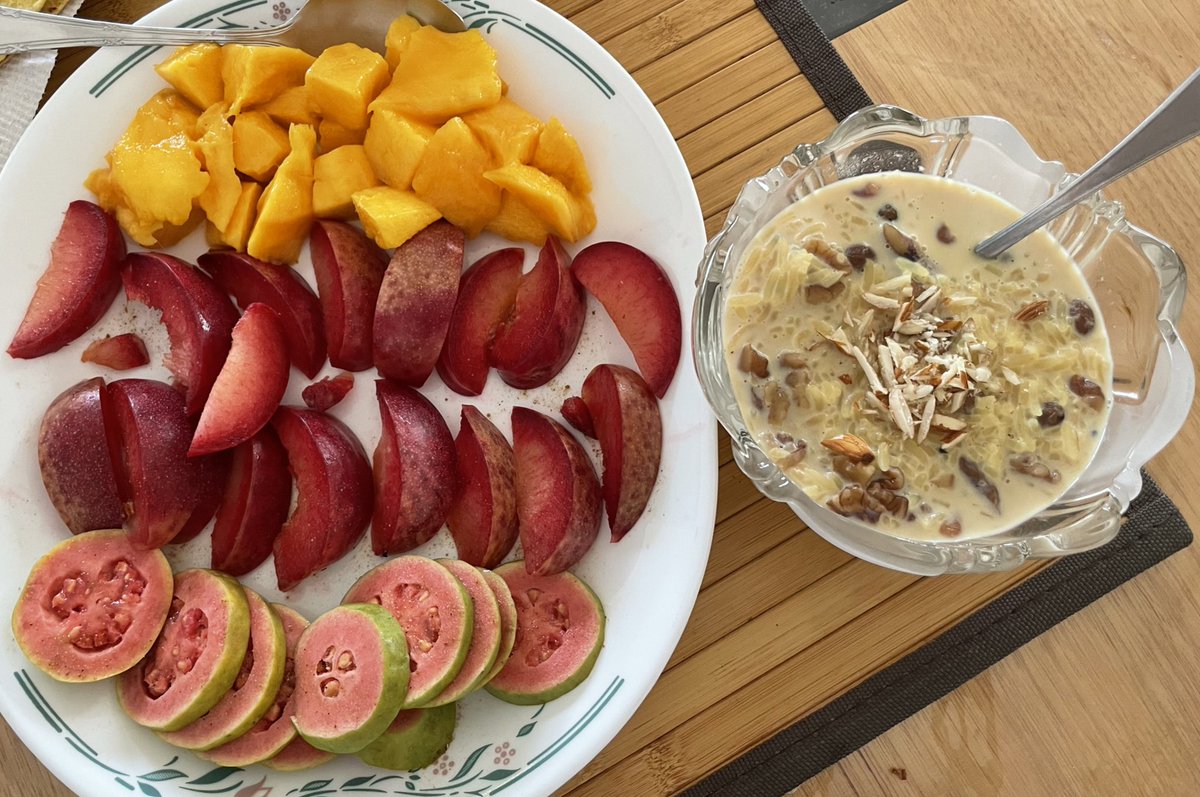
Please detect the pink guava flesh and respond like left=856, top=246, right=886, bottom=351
left=264, top=736, right=336, bottom=771
left=293, top=608, right=386, bottom=739
left=425, top=560, right=501, bottom=705
left=13, top=530, right=172, bottom=682
left=141, top=599, right=209, bottom=698
left=479, top=569, right=517, bottom=685
left=200, top=604, right=307, bottom=766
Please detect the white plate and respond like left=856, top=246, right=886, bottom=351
left=0, top=1, right=715, bottom=794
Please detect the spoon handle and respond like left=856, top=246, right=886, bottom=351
left=0, top=7, right=286, bottom=54
left=975, top=67, right=1200, bottom=259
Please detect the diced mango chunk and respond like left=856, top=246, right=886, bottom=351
left=223, top=45, right=315, bottom=113
left=318, top=119, right=366, bottom=151
left=314, top=145, right=380, bottom=219
left=463, top=97, right=543, bottom=165
left=363, top=110, right=435, bottom=190
left=248, top=123, right=317, bottom=263
left=483, top=162, right=595, bottom=242
left=372, top=28, right=502, bottom=123
left=232, top=110, right=290, bottom=182
left=305, top=43, right=390, bottom=130
left=411, top=117, right=501, bottom=236
left=352, top=186, right=441, bottom=249
left=532, top=117, right=592, bottom=195
left=207, top=181, right=262, bottom=251
left=259, top=85, right=319, bottom=126
left=99, top=91, right=208, bottom=246
left=155, top=43, right=224, bottom=109
left=384, top=15, right=423, bottom=70
left=485, top=191, right=551, bottom=245
left=195, top=104, right=241, bottom=232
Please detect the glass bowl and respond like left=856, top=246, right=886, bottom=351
left=693, top=105, right=1193, bottom=575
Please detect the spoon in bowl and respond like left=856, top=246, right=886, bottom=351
left=975, top=66, right=1200, bottom=259
left=0, top=0, right=466, bottom=56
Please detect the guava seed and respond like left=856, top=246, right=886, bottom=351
left=320, top=677, right=340, bottom=698
left=527, top=588, right=542, bottom=605
left=336, top=651, right=355, bottom=672
left=48, top=559, right=148, bottom=652
left=141, top=607, right=208, bottom=698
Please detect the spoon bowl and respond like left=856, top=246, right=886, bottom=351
left=0, top=0, right=466, bottom=56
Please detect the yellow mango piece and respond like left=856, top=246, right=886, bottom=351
left=363, top=110, right=435, bottom=190
left=248, top=124, right=317, bottom=263
left=532, top=117, right=592, bottom=195
left=107, top=91, right=208, bottom=245
left=150, top=207, right=205, bottom=248
left=352, top=186, right=441, bottom=249
left=411, top=117, right=500, bottom=236
left=384, top=15, right=422, bottom=70
left=305, top=43, right=390, bottom=130
left=232, top=110, right=290, bottom=182
left=259, top=85, right=319, bottom=126
left=314, top=145, right=380, bottom=219
left=485, top=191, right=550, bottom=245
left=155, top=43, right=224, bottom=109
left=207, top=181, right=262, bottom=251
left=223, top=45, right=315, bottom=113
left=483, top=162, right=595, bottom=242
left=318, top=119, right=366, bottom=151
left=371, top=28, right=502, bottom=123
left=195, top=104, right=241, bottom=232
left=463, top=97, right=543, bottom=165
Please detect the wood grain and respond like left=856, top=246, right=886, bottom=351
left=4, top=0, right=1196, bottom=795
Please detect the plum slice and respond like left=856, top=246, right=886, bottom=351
left=559, top=395, right=596, bottom=439
left=485, top=562, right=605, bottom=705
left=580, top=364, right=662, bottom=541
left=373, top=220, right=465, bottom=387
left=489, top=238, right=585, bottom=389
left=271, top=406, right=374, bottom=590
left=81, top=333, right=150, bottom=370
left=198, top=251, right=327, bottom=378
left=189, top=302, right=290, bottom=456
left=8, top=200, right=125, bottom=359
left=571, top=241, right=682, bottom=398
left=436, top=248, right=523, bottom=396
left=302, top=371, right=354, bottom=411
left=12, top=529, right=172, bottom=682
left=310, top=220, right=388, bottom=371
left=371, top=380, right=457, bottom=556
left=291, top=603, right=409, bottom=753
left=122, top=252, right=240, bottom=415
left=38, top=377, right=124, bottom=535
left=510, top=407, right=601, bottom=575
left=117, top=569, right=251, bottom=731
left=210, top=426, right=291, bottom=577
left=446, top=405, right=518, bottom=569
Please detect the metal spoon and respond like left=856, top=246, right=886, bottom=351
left=975, top=67, right=1200, bottom=259
left=0, top=0, right=465, bottom=56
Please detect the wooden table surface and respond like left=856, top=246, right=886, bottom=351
left=4, top=0, right=1199, bottom=795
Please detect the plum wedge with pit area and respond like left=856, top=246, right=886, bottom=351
left=8, top=200, right=126, bottom=360
left=309, top=220, right=388, bottom=372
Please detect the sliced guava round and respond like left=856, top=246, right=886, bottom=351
left=263, top=736, right=336, bottom=771
left=116, top=569, right=251, bottom=731
left=479, top=568, right=518, bottom=686
left=485, top=562, right=605, bottom=705
left=342, top=555, right=473, bottom=708
left=356, top=704, right=457, bottom=771
left=12, top=529, right=172, bottom=683
left=292, top=602, right=409, bottom=754
left=199, top=604, right=307, bottom=766
left=157, top=588, right=286, bottom=750
left=423, top=560, right=502, bottom=706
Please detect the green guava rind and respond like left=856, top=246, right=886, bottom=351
left=199, top=604, right=308, bottom=766
left=263, top=735, right=337, bottom=771
left=291, top=602, right=409, bottom=754
left=423, top=559, right=501, bottom=706
left=341, top=555, right=473, bottom=708
left=356, top=704, right=457, bottom=771
left=116, top=569, right=251, bottom=731
left=478, top=568, right=517, bottom=686
left=157, top=588, right=286, bottom=750
left=485, top=561, right=605, bottom=706
left=12, top=529, right=173, bottom=683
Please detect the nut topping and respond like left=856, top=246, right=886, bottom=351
left=1013, top=299, right=1049, bottom=322
left=882, top=223, right=922, bottom=260
left=820, top=433, right=874, bottom=464
left=738, top=344, right=770, bottom=378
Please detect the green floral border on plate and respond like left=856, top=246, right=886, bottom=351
left=15, top=668, right=625, bottom=796
left=88, top=0, right=614, bottom=99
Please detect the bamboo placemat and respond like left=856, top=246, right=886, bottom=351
left=2, top=1, right=1186, bottom=796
